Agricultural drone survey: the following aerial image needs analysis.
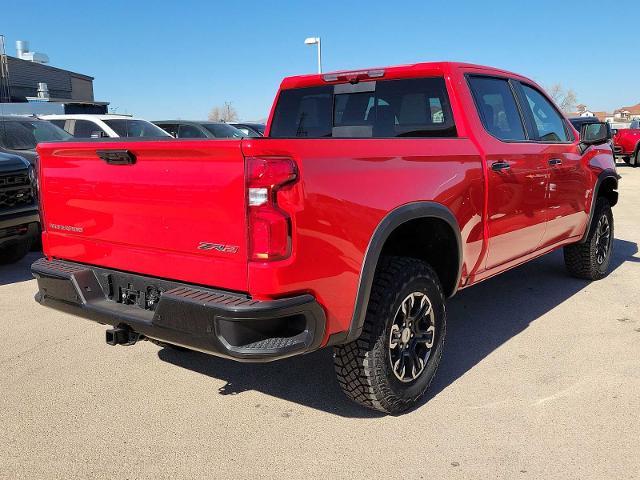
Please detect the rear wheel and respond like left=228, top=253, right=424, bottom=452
left=564, top=197, right=614, bottom=280
left=633, top=149, right=640, bottom=168
left=0, top=239, right=32, bottom=265
left=333, top=257, right=446, bottom=414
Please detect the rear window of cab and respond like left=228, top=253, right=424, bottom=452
left=269, top=77, right=457, bottom=138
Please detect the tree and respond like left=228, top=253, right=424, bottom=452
left=208, top=102, right=239, bottom=122
left=547, top=83, right=578, bottom=114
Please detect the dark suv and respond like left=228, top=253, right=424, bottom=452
left=0, top=152, right=39, bottom=264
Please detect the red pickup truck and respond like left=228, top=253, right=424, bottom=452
left=32, top=62, right=617, bottom=414
left=613, top=120, right=640, bottom=166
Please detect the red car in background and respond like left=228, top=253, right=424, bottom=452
left=613, top=119, right=640, bottom=166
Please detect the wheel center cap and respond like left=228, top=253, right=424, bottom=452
left=401, top=328, right=411, bottom=344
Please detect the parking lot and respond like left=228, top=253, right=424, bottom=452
left=0, top=163, right=638, bottom=479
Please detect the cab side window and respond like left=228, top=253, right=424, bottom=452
left=468, top=76, right=526, bottom=141
left=520, top=85, right=570, bottom=142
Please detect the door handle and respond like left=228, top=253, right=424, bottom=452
left=97, top=150, right=136, bottom=165
left=548, top=158, right=562, bottom=166
left=491, top=161, right=511, bottom=172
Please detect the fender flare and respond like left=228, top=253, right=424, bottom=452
left=336, top=202, right=463, bottom=345
left=579, top=169, right=619, bottom=244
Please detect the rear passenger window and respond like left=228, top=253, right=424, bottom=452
left=178, top=124, right=206, bottom=138
left=73, top=120, right=106, bottom=138
left=269, top=77, right=456, bottom=138
left=468, top=76, right=526, bottom=141
left=520, top=84, right=570, bottom=142
left=48, top=120, right=68, bottom=132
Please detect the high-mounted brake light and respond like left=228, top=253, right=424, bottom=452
left=322, top=69, right=385, bottom=83
left=246, top=157, right=298, bottom=261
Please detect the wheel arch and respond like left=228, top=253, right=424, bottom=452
left=579, top=169, right=619, bottom=244
left=339, top=202, right=462, bottom=344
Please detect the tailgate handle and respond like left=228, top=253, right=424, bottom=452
left=97, top=150, right=136, bottom=165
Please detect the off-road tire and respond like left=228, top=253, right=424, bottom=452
left=633, top=149, right=640, bottom=168
left=333, top=256, right=446, bottom=414
left=0, top=239, right=32, bottom=265
left=564, top=197, right=614, bottom=280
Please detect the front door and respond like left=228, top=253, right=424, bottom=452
left=515, top=82, right=590, bottom=246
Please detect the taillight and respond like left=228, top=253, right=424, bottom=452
left=246, top=157, right=298, bottom=261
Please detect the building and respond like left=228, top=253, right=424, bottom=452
left=0, top=38, right=108, bottom=114
left=613, top=103, right=640, bottom=122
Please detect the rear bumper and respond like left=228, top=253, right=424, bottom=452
left=32, top=258, right=326, bottom=362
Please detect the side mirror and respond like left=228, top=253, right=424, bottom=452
left=580, top=122, right=611, bottom=146
left=612, top=128, right=618, bottom=135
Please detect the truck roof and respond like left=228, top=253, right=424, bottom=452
left=279, top=61, right=529, bottom=90
left=39, top=114, right=135, bottom=121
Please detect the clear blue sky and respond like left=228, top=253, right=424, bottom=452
left=2, top=0, right=638, bottom=120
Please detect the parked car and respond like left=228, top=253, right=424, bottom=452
left=40, top=115, right=171, bottom=139
left=153, top=121, right=246, bottom=139
left=0, top=115, right=72, bottom=164
left=229, top=122, right=265, bottom=137
left=0, top=152, right=39, bottom=264
left=32, top=62, right=617, bottom=414
left=612, top=120, right=640, bottom=166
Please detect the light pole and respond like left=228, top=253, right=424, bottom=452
left=304, top=37, right=322, bottom=74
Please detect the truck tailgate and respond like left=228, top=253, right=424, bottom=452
left=37, top=139, right=248, bottom=292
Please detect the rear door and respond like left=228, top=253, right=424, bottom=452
left=38, top=139, right=249, bottom=291
left=467, top=75, right=550, bottom=269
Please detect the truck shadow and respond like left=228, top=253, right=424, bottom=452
left=0, top=252, right=41, bottom=287
left=158, top=238, right=638, bottom=418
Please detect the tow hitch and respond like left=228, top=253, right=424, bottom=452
left=105, top=327, right=144, bottom=346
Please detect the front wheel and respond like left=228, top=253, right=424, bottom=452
left=564, top=197, right=614, bottom=280
left=633, top=150, right=640, bottom=168
left=333, top=257, right=446, bottom=414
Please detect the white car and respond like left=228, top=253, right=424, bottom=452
left=39, top=114, right=171, bottom=139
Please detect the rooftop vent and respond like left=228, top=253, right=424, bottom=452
left=37, top=82, right=49, bottom=99
left=15, top=40, right=49, bottom=64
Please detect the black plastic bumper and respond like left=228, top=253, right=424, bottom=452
left=32, top=258, right=326, bottom=362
